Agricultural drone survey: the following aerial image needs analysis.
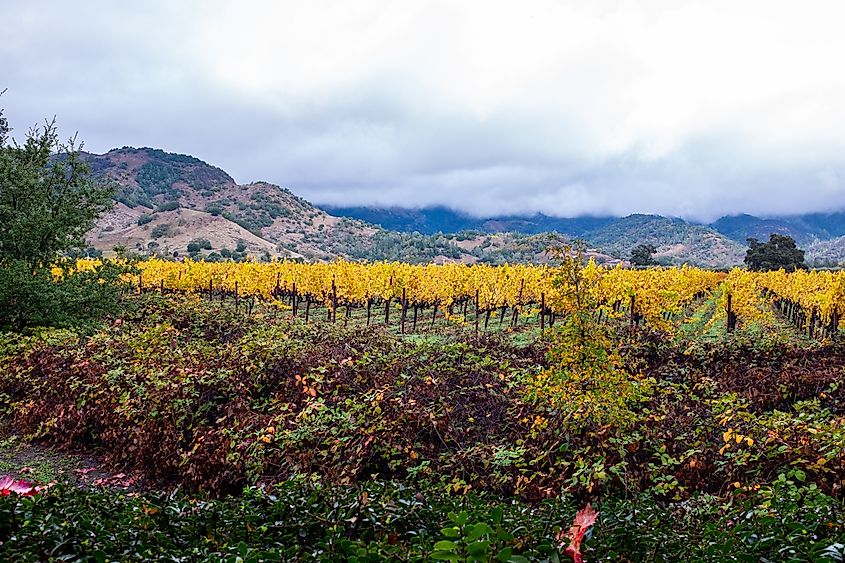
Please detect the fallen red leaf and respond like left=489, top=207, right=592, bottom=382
left=0, top=475, right=38, bottom=496
left=557, top=504, right=599, bottom=563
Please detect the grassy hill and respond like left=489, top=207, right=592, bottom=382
left=92, top=147, right=845, bottom=268
left=84, top=148, right=622, bottom=264
left=584, top=214, right=746, bottom=267
left=85, top=147, right=382, bottom=260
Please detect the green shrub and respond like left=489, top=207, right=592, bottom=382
left=155, top=200, right=180, bottom=213
left=0, top=480, right=841, bottom=562
left=150, top=223, right=174, bottom=239
left=186, top=238, right=212, bottom=253
left=0, top=259, right=131, bottom=332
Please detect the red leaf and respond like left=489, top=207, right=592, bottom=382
left=558, top=504, right=599, bottom=563
left=0, top=475, right=38, bottom=496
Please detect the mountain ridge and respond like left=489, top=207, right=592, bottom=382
left=324, top=205, right=845, bottom=266
left=84, top=147, right=620, bottom=265
left=82, top=147, right=845, bottom=267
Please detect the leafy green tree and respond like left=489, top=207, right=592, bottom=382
left=630, top=244, right=657, bottom=266
left=0, top=122, right=113, bottom=267
left=744, top=234, right=806, bottom=272
left=0, top=102, right=124, bottom=331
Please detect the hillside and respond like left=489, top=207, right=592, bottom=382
left=84, top=148, right=620, bottom=264
left=804, top=236, right=845, bottom=266
left=327, top=206, right=748, bottom=267
left=709, top=214, right=818, bottom=247
left=87, top=147, right=845, bottom=268
left=323, top=205, right=614, bottom=236
left=85, top=147, right=381, bottom=260
left=582, top=214, right=746, bottom=267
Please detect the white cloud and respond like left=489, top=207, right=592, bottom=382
left=3, top=0, right=845, bottom=221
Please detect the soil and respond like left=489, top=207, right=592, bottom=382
left=0, top=430, right=143, bottom=492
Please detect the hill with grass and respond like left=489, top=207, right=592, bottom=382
left=83, top=148, right=621, bottom=264
left=85, top=147, right=845, bottom=267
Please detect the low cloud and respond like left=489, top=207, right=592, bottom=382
left=4, top=0, right=845, bottom=222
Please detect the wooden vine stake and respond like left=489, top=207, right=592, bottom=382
left=331, top=276, right=337, bottom=323
left=512, top=279, right=525, bottom=328
left=540, top=292, right=545, bottom=335
left=809, top=307, right=817, bottom=339
left=401, top=287, right=407, bottom=334
left=726, top=292, right=736, bottom=333
left=474, top=289, right=480, bottom=338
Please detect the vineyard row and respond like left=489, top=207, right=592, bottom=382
left=79, top=258, right=726, bottom=333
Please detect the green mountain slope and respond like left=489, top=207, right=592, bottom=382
left=584, top=214, right=746, bottom=267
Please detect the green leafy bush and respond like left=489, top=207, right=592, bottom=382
left=0, top=480, right=841, bottom=562
left=0, top=260, right=131, bottom=332
left=155, top=200, right=180, bottom=213
left=150, top=223, right=174, bottom=239
left=187, top=238, right=212, bottom=253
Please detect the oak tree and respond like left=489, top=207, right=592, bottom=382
left=0, top=101, right=124, bottom=330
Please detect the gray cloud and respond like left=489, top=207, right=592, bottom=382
left=4, top=0, right=845, bottom=222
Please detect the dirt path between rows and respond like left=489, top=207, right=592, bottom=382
left=0, top=430, right=142, bottom=491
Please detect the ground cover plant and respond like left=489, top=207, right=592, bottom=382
left=1, top=286, right=844, bottom=561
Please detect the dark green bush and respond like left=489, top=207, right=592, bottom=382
left=155, top=200, right=180, bottom=213
left=150, top=223, right=174, bottom=239
left=187, top=238, right=212, bottom=253
left=0, top=259, right=130, bottom=332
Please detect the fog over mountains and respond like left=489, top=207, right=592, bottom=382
left=6, top=2, right=845, bottom=223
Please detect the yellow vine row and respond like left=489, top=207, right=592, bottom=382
left=72, top=259, right=723, bottom=330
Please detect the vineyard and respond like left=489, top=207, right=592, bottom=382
left=79, top=258, right=725, bottom=333
left=72, top=258, right=845, bottom=340
left=2, top=258, right=844, bottom=560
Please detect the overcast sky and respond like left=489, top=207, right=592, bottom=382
left=3, top=1, right=845, bottom=221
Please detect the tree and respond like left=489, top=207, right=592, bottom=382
left=744, top=234, right=806, bottom=272
left=630, top=244, right=657, bottom=267
left=0, top=101, right=124, bottom=331
left=529, top=241, right=651, bottom=431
